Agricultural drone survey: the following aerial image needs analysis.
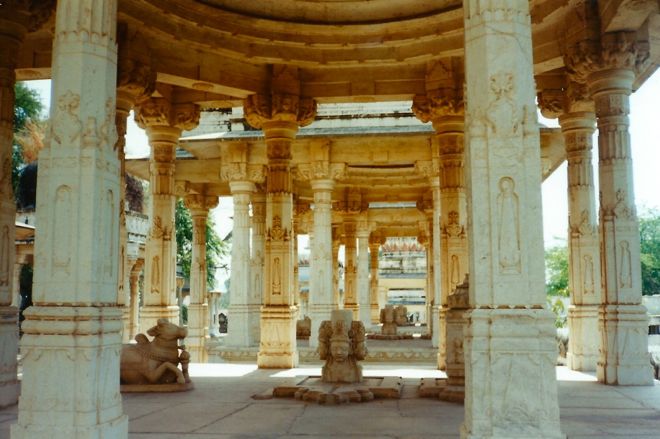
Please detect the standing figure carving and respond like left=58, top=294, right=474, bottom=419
left=497, top=177, right=521, bottom=273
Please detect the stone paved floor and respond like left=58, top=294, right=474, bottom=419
left=1, top=365, right=659, bottom=438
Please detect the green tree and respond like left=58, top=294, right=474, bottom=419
left=12, top=82, right=43, bottom=194
left=545, top=244, right=569, bottom=297
left=175, top=199, right=227, bottom=289
left=640, top=209, right=660, bottom=296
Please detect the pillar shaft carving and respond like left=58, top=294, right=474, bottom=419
left=368, top=236, right=383, bottom=324
left=127, top=258, right=144, bottom=342
left=356, top=222, right=371, bottom=327
left=136, top=98, right=199, bottom=330
left=332, top=226, right=341, bottom=309
left=244, top=92, right=316, bottom=368
left=250, top=192, right=266, bottom=344
left=558, top=110, right=601, bottom=373
left=12, top=1, right=129, bottom=436
left=574, top=36, right=652, bottom=384
left=343, top=221, right=358, bottom=320
left=461, top=1, right=562, bottom=437
left=309, top=179, right=335, bottom=348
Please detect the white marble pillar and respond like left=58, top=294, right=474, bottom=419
left=461, top=1, right=563, bottom=437
left=332, top=226, right=341, bottom=308
left=135, top=99, right=199, bottom=331
left=583, top=33, right=652, bottom=385
left=185, top=194, right=218, bottom=361
left=11, top=1, right=129, bottom=436
left=559, top=103, right=601, bottom=372
left=309, top=179, right=334, bottom=348
left=226, top=181, right=256, bottom=347
left=0, top=5, right=27, bottom=409
left=250, top=192, right=266, bottom=344
left=357, top=221, right=371, bottom=327
left=343, top=222, right=358, bottom=319
left=244, top=89, right=316, bottom=368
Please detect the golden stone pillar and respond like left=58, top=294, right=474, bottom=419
left=567, top=32, right=653, bottom=385
left=332, top=225, right=342, bottom=308
left=413, top=73, right=467, bottom=369
left=135, top=98, right=200, bottom=331
left=368, top=234, right=383, bottom=324
left=184, top=194, right=218, bottom=362
left=244, top=89, right=316, bottom=368
left=0, top=2, right=29, bottom=409
left=342, top=221, right=358, bottom=320
left=250, top=191, right=266, bottom=344
left=115, top=29, right=155, bottom=342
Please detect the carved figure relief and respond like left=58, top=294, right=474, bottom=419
left=52, top=91, right=82, bottom=147
left=612, top=189, right=633, bottom=220
left=101, top=98, right=117, bottom=150
left=105, top=189, right=115, bottom=278
left=53, top=185, right=73, bottom=273
left=272, top=257, right=282, bottom=294
left=486, top=72, right=519, bottom=136
left=576, top=209, right=595, bottom=237
left=449, top=254, right=460, bottom=290
left=151, top=216, right=171, bottom=240
left=497, top=177, right=521, bottom=274
left=151, top=255, right=160, bottom=294
left=582, top=255, right=595, bottom=295
left=445, top=210, right=464, bottom=237
left=619, top=240, right=632, bottom=288
left=267, top=216, right=289, bottom=241
left=318, top=312, right=367, bottom=383
left=0, top=225, right=9, bottom=286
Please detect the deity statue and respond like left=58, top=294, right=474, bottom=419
left=380, top=305, right=398, bottom=336
left=319, top=309, right=367, bottom=383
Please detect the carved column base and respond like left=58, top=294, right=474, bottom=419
left=226, top=303, right=260, bottom=347
left=437, top=306, right=448, bottom=369
left=597, top=304, right=653, bottom=385
left=567, top=304, right=599, bottom=371
left=309, top=303, right=334, bottom=348
left=461, top=308, right=563, bottom=439
left=257, top=305, right=298, bottom=369
left=370, top=303, right=380, bottom=325
left=0, top=307, right=18, bottom=408
left=139, top=305, right=179, bottom=335
left=344, top=303, right=359, bottom=321
left=445, top=307, right=466, bottom=388
left=121, top=306, right=132, bottom=343
left=11, top=306, right=127, bottom=439
left=187, top=303, right=209, bottom=362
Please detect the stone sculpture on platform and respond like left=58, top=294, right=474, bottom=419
left=296, top=315, right=311, bottom=339
left=394, top=305, right=408, bottom=326
left=380, top=305, right=398, bottom=335
left=120, top=318, right=192, bottom=392
left=319, top=309, right=367, bottom=383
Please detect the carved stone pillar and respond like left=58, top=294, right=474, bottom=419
left=226, top=180, right=256, bottom=347
left=184, top=194, right=218, bottom=361
left=568, top=32, right=653, bottom=385
left=368, top=235, right=382, bottom=324
left=11, top=1, right=129, bottom=437
left=413, top=78, right=467, bottom=366
left=127, top=258, right=144, bottom=341
left=356, top=219, right=371, bottom=327
left=343, top=221, right=358, bottom=320
left=244, top=89, right=316, bottom=368
left=135, top=98, right=199, bottom=331
left=461, top=2, right=563, bottom=437
left=332, top=226, right=341, bottom=308
left=541, top=84, right=601, bottom=372
left=0, top=4, right=28, bottom=409
left=309, top=179, right=334, bottom=348
left=250, top=191, right=266, bottom=344
left=115, top=28, right=155, bottom=342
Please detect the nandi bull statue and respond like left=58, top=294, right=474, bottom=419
left=120, top=319, right=192, bottom=391
left=318, top=309, right=367, bottom=383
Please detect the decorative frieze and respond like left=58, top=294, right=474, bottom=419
left=244, top=93, right=316, bottom=129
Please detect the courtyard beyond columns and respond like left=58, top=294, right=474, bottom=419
left=1, top=364, right=658, bottom=439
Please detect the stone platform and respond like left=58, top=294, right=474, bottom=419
left=263, top=376, right=402, bottom=404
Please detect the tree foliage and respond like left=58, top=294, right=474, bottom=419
left=12, top=83, right=43, bottom=195
left=640, top=209, right=660, bottom=296
left=545, top=244, right=569, bottom=297
left=175, top=199, right=227, bottom=289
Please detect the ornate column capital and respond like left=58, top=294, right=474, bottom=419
left=116, top=29, right=156, bottom=112
left=412, top=88, right=464, bottom=125
left=184, top=194, right=218, bottom=214
left=134, top=98, right=200, bottom=132
left=220, top=162, right=266, bottom=185
left=244, top=93, right=317, bottom=129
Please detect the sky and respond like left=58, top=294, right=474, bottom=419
left=23, top=71, right=660, bottom=253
